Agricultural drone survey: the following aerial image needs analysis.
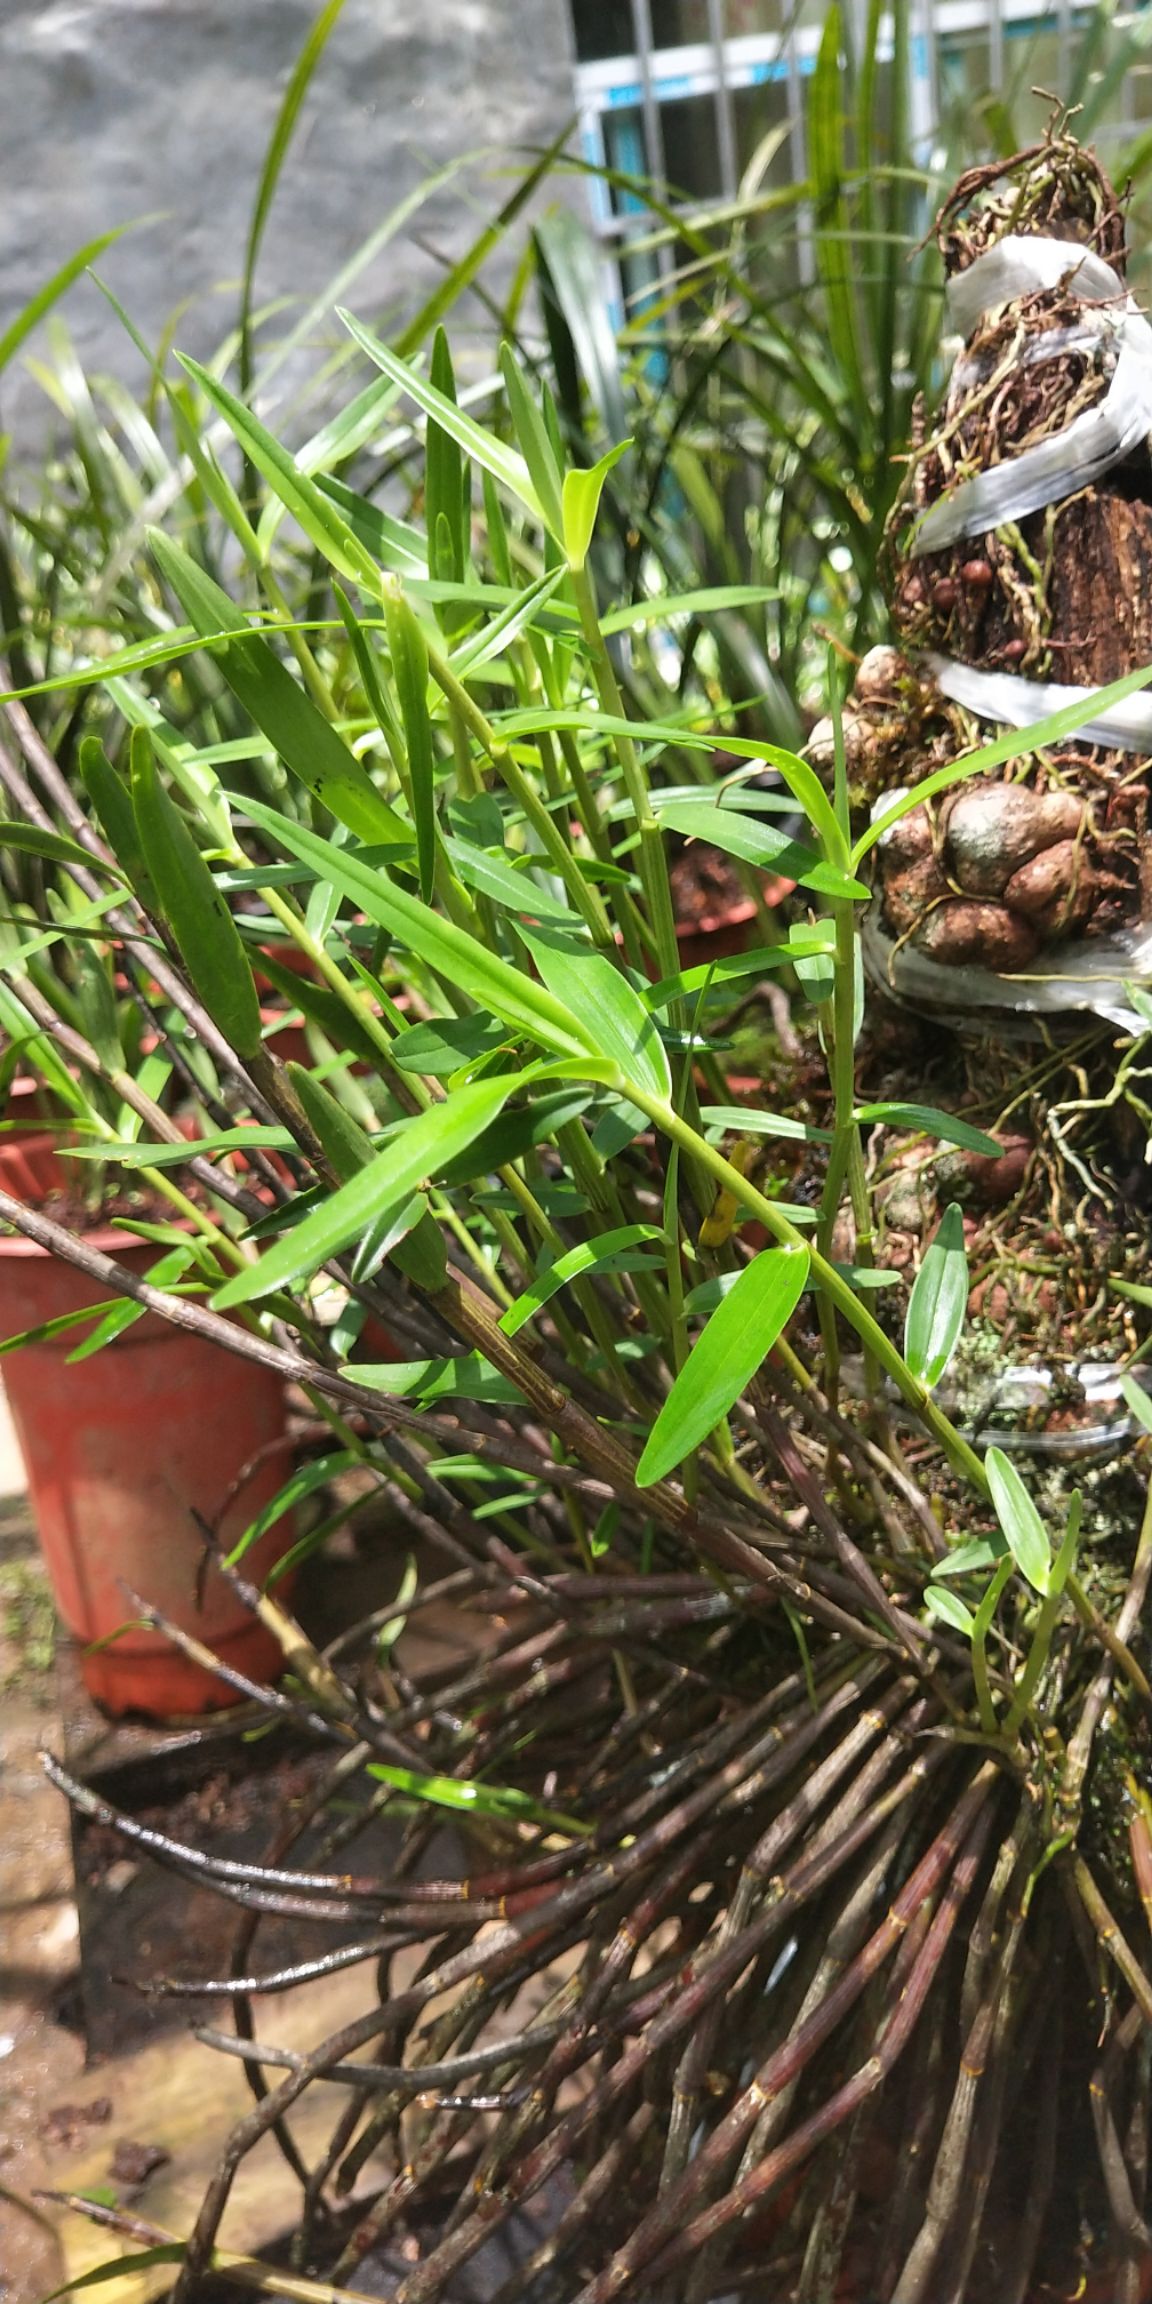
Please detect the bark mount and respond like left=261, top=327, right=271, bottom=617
left=830, top=132, right=1152, bottom=1013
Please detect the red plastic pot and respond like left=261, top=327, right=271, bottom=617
left=671, top=873, right=796, bottom=977
left=0, top=1127, right=71, bottom=1203
left=0, top=1078, right=72, bottom=1201
left=674, top=898, right=760, bottom=974
left=253, top=940, right=320, bottom=992
left=259, top=1003, right=311, bottom=1070
left=0, top=1226, right=296, bottom=1717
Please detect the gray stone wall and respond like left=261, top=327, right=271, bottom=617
left=0, top=0, right=578, bottom=448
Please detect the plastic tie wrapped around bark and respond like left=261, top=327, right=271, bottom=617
left=943, top=233, right=1127, bottom=335
left=912, top=238, right=1152, bottom=557
left=930, top=653, right=1152, bottom=753
left=857, top=134, right=1152, bottom=1025
left=862, top=881, right=1152, bottom=1034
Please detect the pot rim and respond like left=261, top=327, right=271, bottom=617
left=0, top=1220, right=167, bottom=1259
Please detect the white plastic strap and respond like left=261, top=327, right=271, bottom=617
left=912, top=308, right=1152, bottom=557
left=929, top=652, right=1152, bottom=754
left=912, top=235, right=1152, bottom=558
left=945, top=235, right=1127, bottom=337
left=862, top=902, right=1152, bottom=1032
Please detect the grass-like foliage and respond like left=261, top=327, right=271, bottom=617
left=8, top=8, right=1152, bottom=2300
left=6, top=300, right=1152, bottom=2302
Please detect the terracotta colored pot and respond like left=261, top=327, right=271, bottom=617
left=0, top=1226, right=296, bottom=1718
left=259, top=1003, right=311, bottom=1069
left=674, top=900, right=759, bottom=974
left=0, top=1078, right=73, bottom=1201
left=253, top=940, right=320, bottom=992
left=672, top=871, right=795, bottom=976
left=0, top=1127, right=71, bottom=1203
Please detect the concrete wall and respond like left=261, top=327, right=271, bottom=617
left=0, top=0, right=578, bottom=447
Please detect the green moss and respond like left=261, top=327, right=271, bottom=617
left=0, top=1557, right=56, bottom=1685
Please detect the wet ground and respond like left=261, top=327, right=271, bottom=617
left=0, top=1460, right=497, bottom=2302
left=0, top=1491, right=85, bottom=2304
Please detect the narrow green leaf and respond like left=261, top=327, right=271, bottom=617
left=79, top=736, right=156, bottom=905
left=391, top=1206, right=449, bottom=1292
left=1047, top=1490, right=1082, bottom=1600
left=240, top=799, right=600, bottom=1060
left=377, top=1554, right=419, bottom=1652
left=363, top=1759, right=587, bottom=1835
left=391, top=124, right=573, bottom=358
left=932, top=1537, right=1002, bottom=1579
left=636, top=1246, right=810, bottom=1486
left=130, top=730, right=263, bottom=1059
left=294, top=370, right=403, bottom=479
left=69, top=942, right=122, bottom=1072
left=436, top=1086, right=594, bottom=1184
left=212, top=1073, right=530, bottom=1308
left=903, top=1203, right=968, bottom=1390
left=855, top=1103, right=1002, bottom=1158
left=809, top=9, right=866, bottom=415
left=645, top=931, right=835, bottom=1011
left=285, top=1061, right=374, bottom=1180
left=347, top=1190, right=427, bottom=1286
left=108, top=682, right=233, bottom=847
left=1119, top=1369, right=1152, bottom=1438
left=521, top=929, right=671, bottom=1100
left=383, top=587, right=438, bottom=901
left=339, top=310, right=543, bottom=520
left=444, top=833, right=577, bottom=922
left=177, top=354, right=381, bottom=591
left=391, top=1013, right=511, bottom=1076
left=700, top=1106, right=831, bottom=1144
left=0, top=1302, right=125, bottom=1357
left=448, top=566, right=570, bottom=679
left=498, top=342, right=566, bottom=541
left=0, top=983, right=90, bottom=1113
left=598, top=585, right=780, bottom=635
left=561, top=440, right=632, bottom=570
left=589, top=1499, right=621, bottom=1558
left=534, top=201, right=628, bottom=438
left=481, top=465, right=513, bottom=586
left=239, top=0, right=350, bottom=378
left=254, top=954, right=382, bottom=1068
left=0, top=224, right=138, bottom=379
left=348, top=1351, right=524, bottom=1402
left=42, top=2249, right=185, bottom=2302
left=149, top=531, right=406, bottom=845
left=67, top=1247, right=198, bottom=1361
left=334, top=582, right=406, bottom=758
left=64, top=1126, right=294, bottom=1169
left=0, top=821, right=124, bottom=878
left=426, top=327, right=468, bottom=587
left=227, top=1448, right=359, bottom=1567
left=655, top=799, right=867, bottom=902
left=986, top=1447, right=1052, bottom=1595
left=923, top=1586, right=976, bottom=1637
left=738, top=742, right=845, bottom=862
left=316, top=473, right=428, bottom=574
left=1112, top=1280, right=1152, bottom=1311
left=500, top=1224, right=664, bottom=1336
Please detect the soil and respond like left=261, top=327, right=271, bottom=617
left=13, top=1177, right=192, bottom=1235
left=668, top=843, right=754, bottom=931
